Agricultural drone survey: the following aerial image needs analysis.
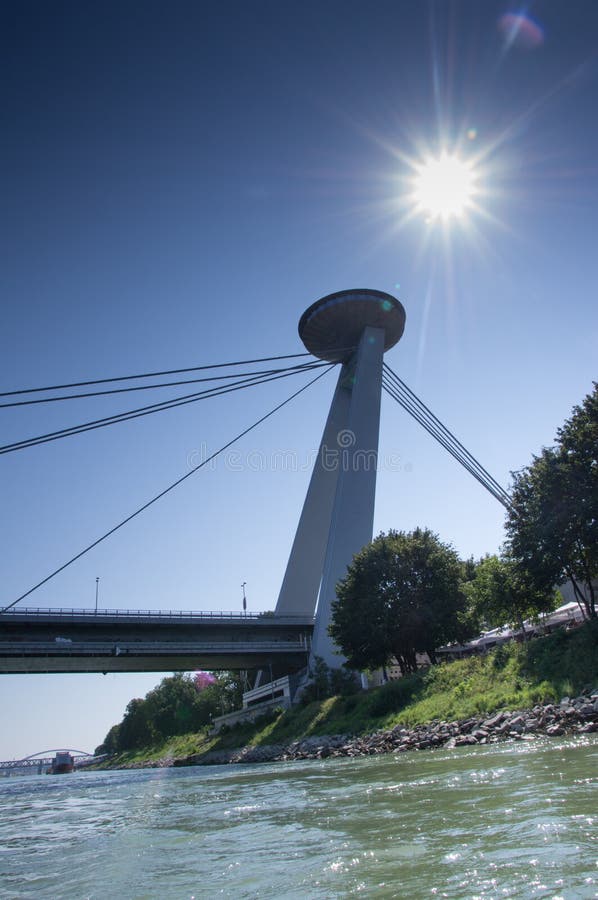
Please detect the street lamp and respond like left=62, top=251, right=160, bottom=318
left=241, top=582, right=247, bottom=614
left=95, top=577, right=100, bottom=614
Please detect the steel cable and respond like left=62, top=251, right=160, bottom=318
left=0, top=352, right=312, bottom=398
left=382, top=365, right=511, bottom=508
left=1, top=361, right=328, bottom=455
left=0, top=364, right=334, bottom=613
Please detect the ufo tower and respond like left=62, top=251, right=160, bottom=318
left=275, top=289, right=406, bottom=669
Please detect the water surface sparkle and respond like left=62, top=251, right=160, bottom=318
left=0, top=736, right=596, bottom=898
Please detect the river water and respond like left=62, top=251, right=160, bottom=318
left=1, top=735, right=596, bottom=899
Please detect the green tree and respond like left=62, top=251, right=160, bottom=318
left=117, top=697, right=155, bottom=750
left=143, top=673, right=206, bottom=739
left=94, top=723, right=120, bottom=756
left=208, top=671, right=244, bottom=714
left=458, top=555, right=483, bottom=637
left=463, top=554, right=556, bottom=635
left=329, top=528, right=466, bottom=673
left=506, top=383, right=597, bottom=619
left=95, top=671, right=246, bottom=755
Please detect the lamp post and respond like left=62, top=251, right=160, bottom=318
left=95, top=577, right=100, bottom=614
left=241, top=582, right=247, bottom=614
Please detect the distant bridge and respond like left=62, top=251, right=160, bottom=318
left=0, top=748, right=95, bottom=776
left=0, top=608, right=313, bottom=675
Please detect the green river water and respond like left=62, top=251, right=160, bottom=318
left=1, top=735, right=596, bottom=899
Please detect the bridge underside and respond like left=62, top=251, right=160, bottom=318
left=0, top=647, right=311, bottom=674
left=0, top=611, right=313, bottom=676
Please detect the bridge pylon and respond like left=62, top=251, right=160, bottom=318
left=275, top=289, right=405, bottom=669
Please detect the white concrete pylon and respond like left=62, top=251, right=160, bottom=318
left=274, top=368, right=351, bottom=618
left=275, top=289, right=406, bottom=670
left=309, top=325, right=385, bottom=668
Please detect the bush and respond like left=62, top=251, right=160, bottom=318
left=524, top=620, right=598, bottom=694
left=492, top=644, right=509, bottom=670
left=367, top=674, right=423, bottom=717
left=299, top=657, right=359, bottom=704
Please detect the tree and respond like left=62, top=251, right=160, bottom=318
left=458, top=555, right=483, bottom=637
left=143, top=673, right=206, bottom=738
left=117, top=697, right=155, bottom=750
left=463, top=554, right=557, bottom=635
left=506, top=383, right=597, bottom=619
left=95, top=723, right=120, bottom=757
left=208, top=670, right=244, bottom=714
left=329, top=528, right=466, bottom=673
left=95, top=671, right=246, bottom=755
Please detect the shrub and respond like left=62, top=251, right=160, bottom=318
left=367, top=675, right=423, bottom=717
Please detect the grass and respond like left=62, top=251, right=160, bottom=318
left=101, top=621, right=598, bottom=768
left=99, top=730, right=220, bottom=767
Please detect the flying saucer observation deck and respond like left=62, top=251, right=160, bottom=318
left=298, top=288, right=406, bottom=363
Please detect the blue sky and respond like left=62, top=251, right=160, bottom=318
left=1, top=0, right=597, bottom=759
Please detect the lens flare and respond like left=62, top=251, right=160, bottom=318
left=413, top=154, right=475, bottom=220
left=498, top=13, right=544, bottom=50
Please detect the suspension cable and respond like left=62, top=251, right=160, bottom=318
left=1, top=362, right=328, bottom=455
left=0, top=364, right=334, bottom=613
left=0, top=362, right=321, bottom=408
left=383, top=366, right=509, bottom=500
left=382, top=364, right=511, bottom=508
left=0, top=352, right=312, bottom=398
left=383, top=377, right=510, bottom=507
left=383, top=364, right=511, bottom=502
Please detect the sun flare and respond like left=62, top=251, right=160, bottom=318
left=413, top=154, right=475, bottom=220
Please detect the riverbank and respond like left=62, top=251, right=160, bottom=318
left=99, top=622, right=598, bottom=770
left=175, top=690, right=597, bottom=766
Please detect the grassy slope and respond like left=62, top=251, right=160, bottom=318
left=105, top=621, right=598, bottom=767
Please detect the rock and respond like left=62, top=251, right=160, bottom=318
left=459, top=718, right=478, bottom=734
left=546, top=724, right=564, bottom=736
left=483, top=712, right=506, bottom=729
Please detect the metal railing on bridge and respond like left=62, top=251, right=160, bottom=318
left=0, top=607, right=313, bottom=622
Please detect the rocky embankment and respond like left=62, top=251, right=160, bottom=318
left=171, top=690, right=598, bottom=768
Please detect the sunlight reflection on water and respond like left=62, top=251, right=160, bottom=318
left=0, top=735, right=596, bottom=899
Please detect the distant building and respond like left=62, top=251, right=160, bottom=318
left=437, top=598, right=588, bottom=661
left=366, top=588, right=593, bottom=683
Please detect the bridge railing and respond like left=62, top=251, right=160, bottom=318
left=0, top=607, right=313, bottom=622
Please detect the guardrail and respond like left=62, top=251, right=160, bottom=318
left=0, top=607, right=314, bottom=623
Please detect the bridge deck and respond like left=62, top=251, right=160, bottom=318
left=0, top=608, right=314, bottom=674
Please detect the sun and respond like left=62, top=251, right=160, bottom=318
left=413, top=153, right=475, bottom=220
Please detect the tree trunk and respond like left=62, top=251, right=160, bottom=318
left=565, top=567, right=592, bottom=620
